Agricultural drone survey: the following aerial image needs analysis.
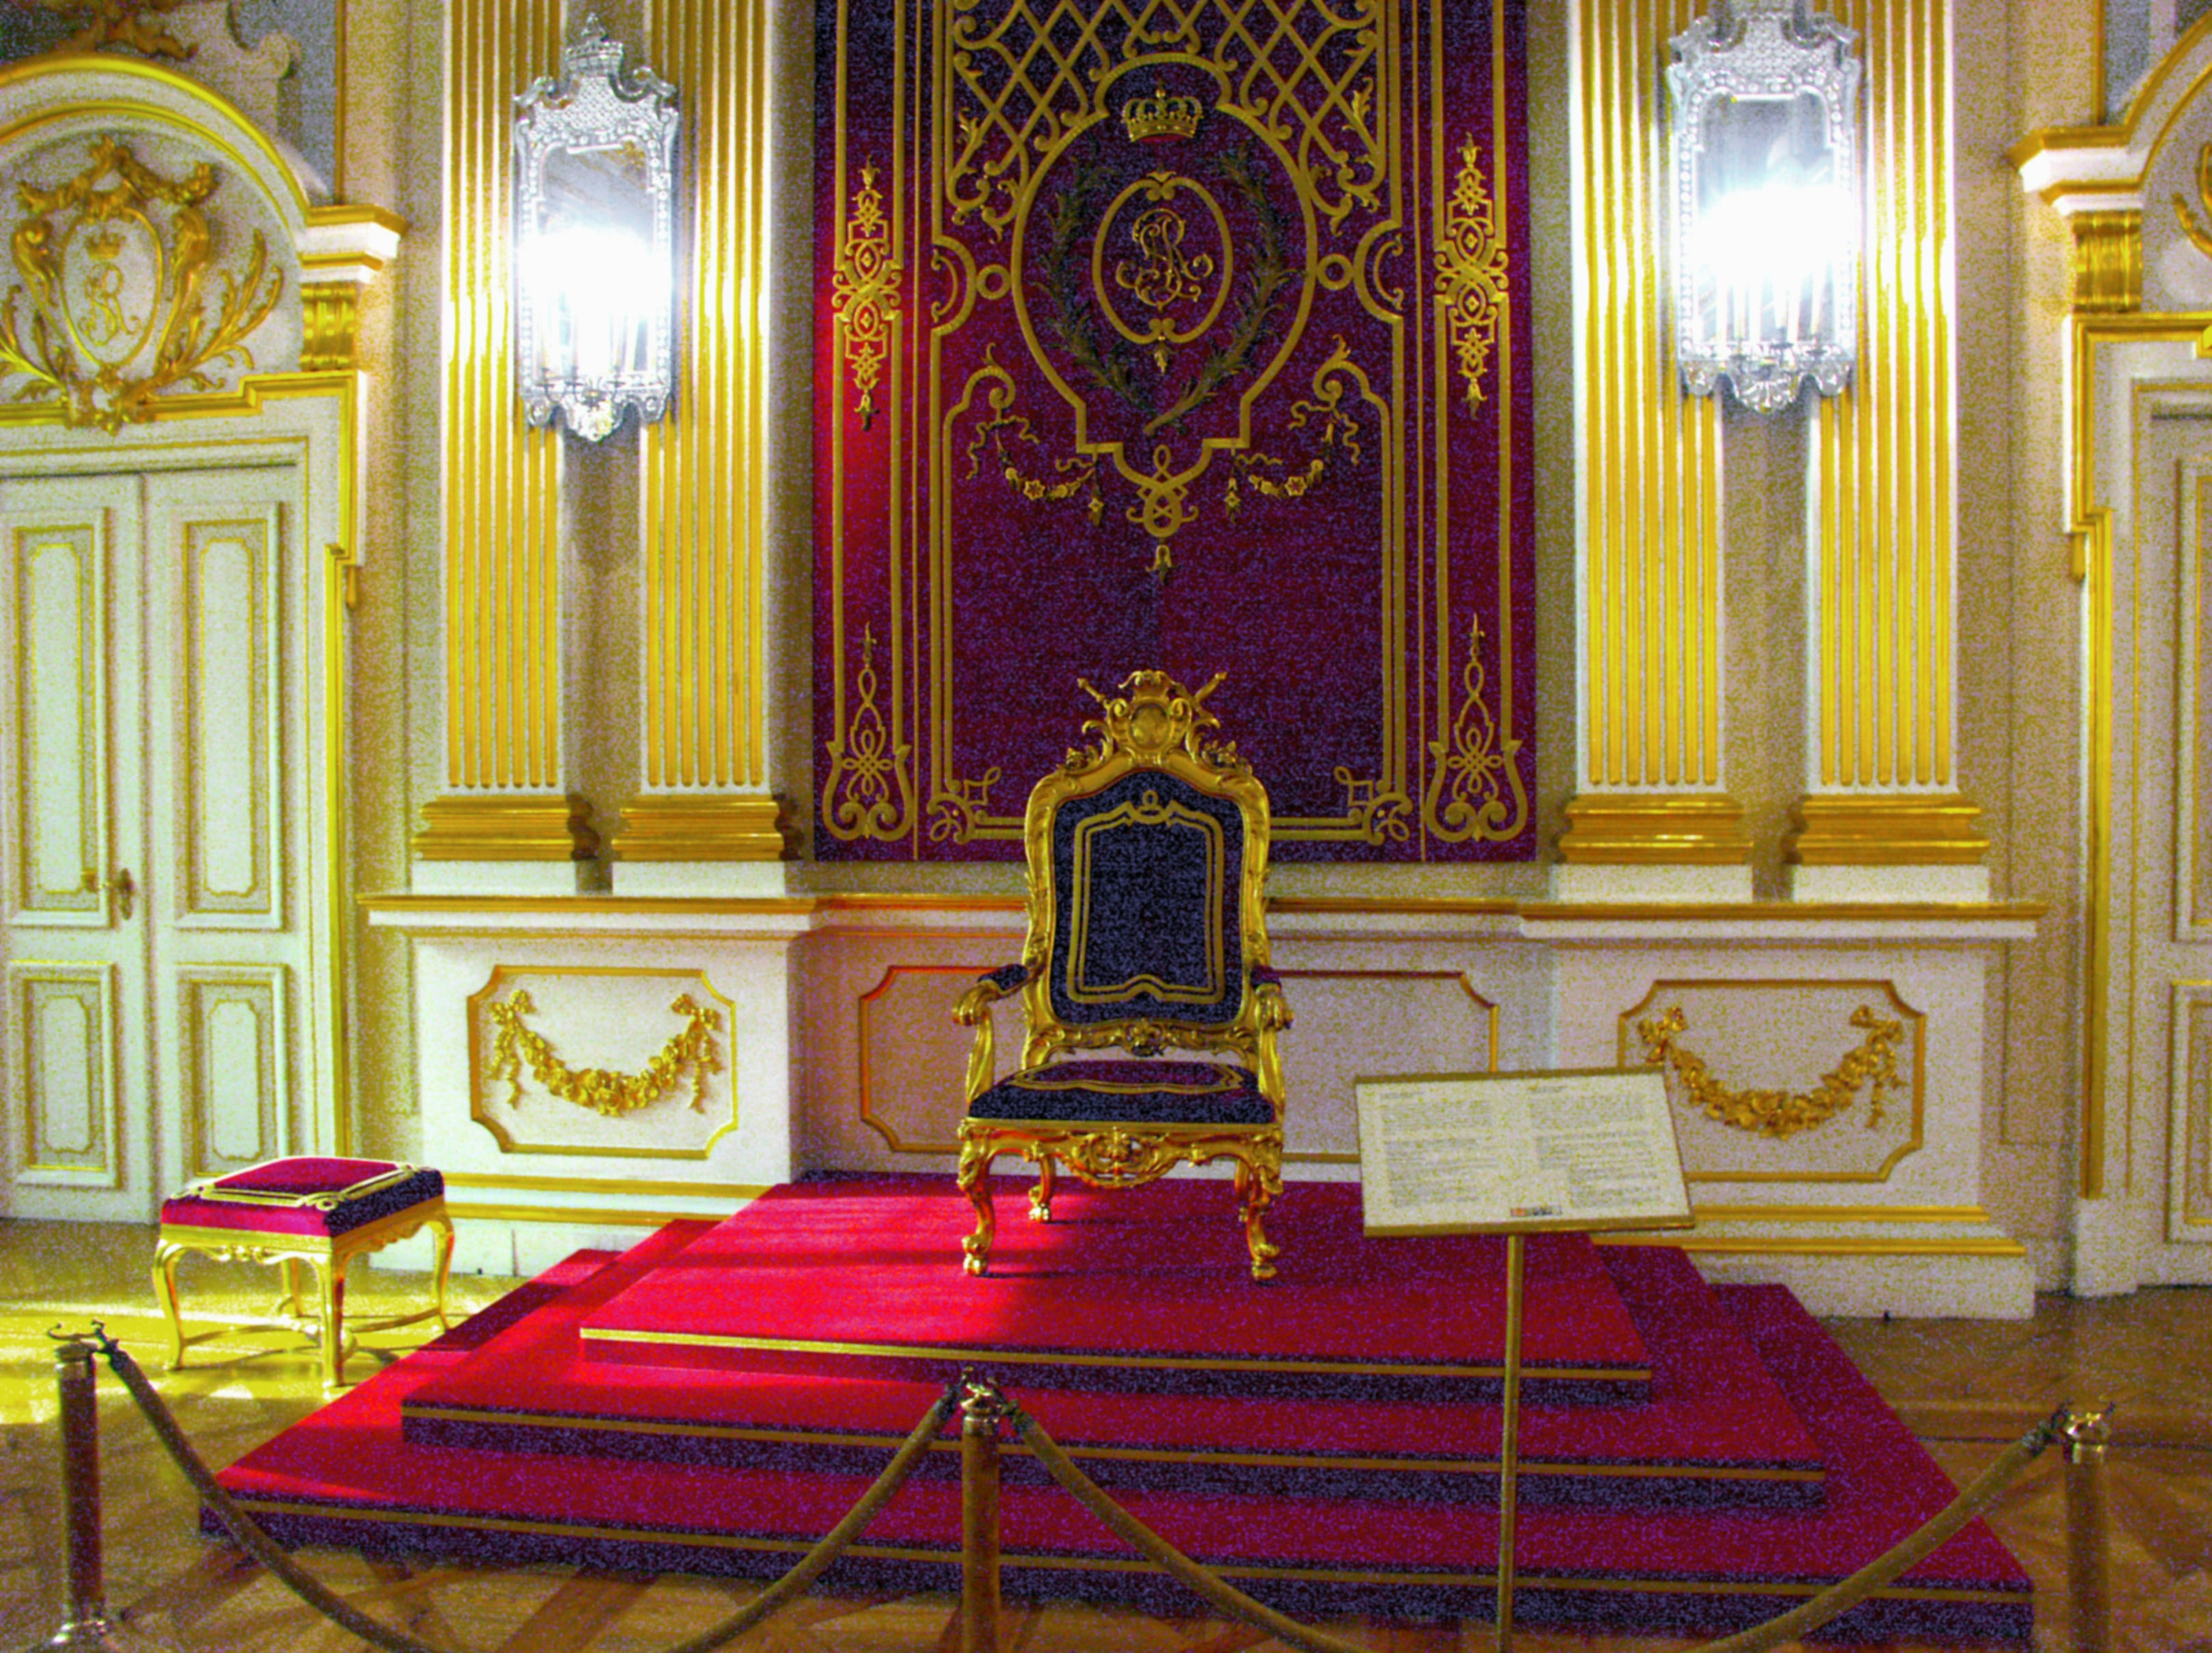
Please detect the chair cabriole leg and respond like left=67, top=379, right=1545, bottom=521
left=1028, top=1156, right=1056, bottom=1221
left=957, top=1138, right=998, bottom=1276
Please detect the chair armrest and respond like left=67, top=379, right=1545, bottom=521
left=1250, top=966, right=1292, bottom=1031
left=955, top=963, right=1034, bottom=1026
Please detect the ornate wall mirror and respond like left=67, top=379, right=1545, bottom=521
left=514, top=13, right=679, bottom=441
left=1668, top=0, right=1862, bottom=413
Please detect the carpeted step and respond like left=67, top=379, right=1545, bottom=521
left=402, top=1228, right=1821, bottom=1509
left=576, top=1177, right=1654, bottom=1403
left=210, top=1224, right=2031, bottom=1642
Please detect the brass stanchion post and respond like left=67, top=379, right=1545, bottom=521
left=959, top=1376, right=1011, bottom=1653
left=2063, top=1402, right=2115, bottom=1653
left=1494, top=1232, right=1525, bottom=1653
left=17, top=1334, right=177, bottom=1653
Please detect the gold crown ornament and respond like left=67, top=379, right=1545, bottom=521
left=1120, top=84, right=1204, bottom=143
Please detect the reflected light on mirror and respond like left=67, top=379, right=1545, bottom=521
left=524, top=222, right=662, bottom=384
left=1688, top=179, right=1852, bottom=349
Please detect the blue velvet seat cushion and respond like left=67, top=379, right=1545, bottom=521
left=966, top=1060, right=1274, bottom=1125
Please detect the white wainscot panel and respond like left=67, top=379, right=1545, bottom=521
left=385, top=916, right=808, bottom=1270
left=1552, top=945, right=2031, bottom=1318
left=800, top=927, right=1530, bottom=1180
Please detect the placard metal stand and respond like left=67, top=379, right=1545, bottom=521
left=1354, top=1068, right=1694, bottom=1652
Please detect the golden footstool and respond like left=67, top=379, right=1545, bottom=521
left=151, top=1158, right=454, bottom=1390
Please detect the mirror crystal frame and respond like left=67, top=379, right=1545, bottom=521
left=1668, top=0, right=1861, bottom=414
left=513, top=13, right=679, bottom=442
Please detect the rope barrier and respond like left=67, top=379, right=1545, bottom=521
left=1011, top=1398, right=2072, bottom=1653
left=56, top=1323, right=2075, bottom=1653
left=88, top=1327, right=953, bottom=1653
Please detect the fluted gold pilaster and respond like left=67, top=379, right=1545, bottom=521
left=423, top=0, right=574, bottom=860
left=613, top=0, right=787, bottom=863
left=1564, top=0, right=1742, bottom=865
left=1793, top=0, right=1982, bottom=875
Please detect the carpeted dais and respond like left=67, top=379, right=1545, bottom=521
left=211, top=1177, right=2031, bottom=1641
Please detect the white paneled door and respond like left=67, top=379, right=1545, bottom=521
left=2, top=466, right=316, bottom=1220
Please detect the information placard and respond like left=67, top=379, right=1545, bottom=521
left=1354, top=1068, right=1693, bottom=1236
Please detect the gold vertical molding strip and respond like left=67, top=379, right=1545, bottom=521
left=1574, top=0, right=1725, bottom=788
left=444, top=0, right=562, bottom=792
left=622, top=0, right=787, bottom=863
left=1560, top=0, right=1741, bottom=866
left=1793, top=0, right=1986, bottom=873
left=426, top=0, right=584, bottom=861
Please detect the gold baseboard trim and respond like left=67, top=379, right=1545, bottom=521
left=414, top=794, right=599, bottom=862
left=1556, top=794, right=1753, bottom=865
left=611, top=793, right=789, bottom=862
left=1786, top=795, right=1988, bottom=867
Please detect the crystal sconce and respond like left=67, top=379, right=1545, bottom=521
left=514, top=14, right=679, bottom=441
left=1669, top=0, right=1862, bottom=413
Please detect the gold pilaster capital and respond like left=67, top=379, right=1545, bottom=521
left=1556, top=795, right=1753, bottom=866
left=414, top=794, right=599, bottom=862
left=299, top=281, right=359, bottom=372
left=611, top=795, right=790, bottom=863
left=2070, top=210, right=2142, bottom=315
left=1786, top=795, right=1988, bottom=867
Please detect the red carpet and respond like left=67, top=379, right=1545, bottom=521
left=211, top=1177, right=2032, bottom=1641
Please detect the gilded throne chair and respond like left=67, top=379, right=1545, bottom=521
left=953, top=671, right=1292, bottom=1281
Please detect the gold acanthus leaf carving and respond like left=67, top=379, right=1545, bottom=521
left=0, top=137, right=283, bottom=432
left=1635, top=1004, right=1903, bottom=1138
left=1436, top=137, right=1509, bottom=414
left=484, top=989, right=722, bottom=1118
left=832, top=161, right=897, bottom=428
left=39, top=0, right=194, bottom=59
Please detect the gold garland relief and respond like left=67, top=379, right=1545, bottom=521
left=484, top=989, right=722, bottom=1119
left=0, top=138, right=283, bottom=432
left=1635, top=1003, right=1903, bottom=1138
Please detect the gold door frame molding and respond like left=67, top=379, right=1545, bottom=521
left=0, top=58, right=402, bottom=1159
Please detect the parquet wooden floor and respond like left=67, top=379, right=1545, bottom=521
left=1, top=1220, right=2206, bottom=1652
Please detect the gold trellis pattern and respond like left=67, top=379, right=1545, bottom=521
left=942, top=0, right=1385, bottom=239
left=1634, top=1003, right=1905, bottom=1138
left=0, top=138, right=282, bottom=432
left=483, top=989, right=723, bottom=1119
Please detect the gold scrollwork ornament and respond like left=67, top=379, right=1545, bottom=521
left=1436, top=137, right=1510, bottom=414
left=832, top=160, right=898, bottom=428
left=1635, top=1003, right=1903, bottom=1138
left=820, top=623, right=917, bottom=842
left=484, top=989, right=722, bottom=1118
left=0, top=137, right=283, bottom=432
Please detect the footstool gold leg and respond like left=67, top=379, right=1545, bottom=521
left=314, top=1259, right=347, bottom=1390
left=429, top=1215, right=456, bottom=1329
left=150, top=1243, right=187, bottom=1370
